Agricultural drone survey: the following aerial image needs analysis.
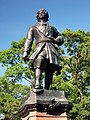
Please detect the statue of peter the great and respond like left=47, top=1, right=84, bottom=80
left=23, top=9, right=64, bottom=90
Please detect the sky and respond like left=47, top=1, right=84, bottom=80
left=0, top=0, right=90, bottom=80
left=0, top=0, right=90, bottom=51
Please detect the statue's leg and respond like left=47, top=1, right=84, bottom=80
left=34, top=55, right=45, bottom=89
left=45, top=66, right=54, bottom=90
left=34, top=68, right=42, bottom=89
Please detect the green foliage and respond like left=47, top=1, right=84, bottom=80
left=0, top=38, right=30, bottom=120
left=52, top=29, right=90, bottom=120
left=0, top=30, right=90, bottom=119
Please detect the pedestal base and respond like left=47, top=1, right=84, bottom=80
left=22, top=111, right=68, bottom=120
left=19, top=90, right=71, bottom=120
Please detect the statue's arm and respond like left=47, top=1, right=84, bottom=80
left=23, top=27, right=34, bottom=59
left=53, top=27, right=64, bottom=45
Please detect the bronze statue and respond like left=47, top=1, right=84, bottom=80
left=23, top=9, right=64, bottom=90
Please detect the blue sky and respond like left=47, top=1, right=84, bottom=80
left=0, top=0, right=90, bottom=51
left=0, top=0, right=90, bottom=78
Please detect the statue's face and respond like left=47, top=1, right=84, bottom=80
left=36, top=9, right=49, bottom=22
left=38, top=10, right=46, bottom=19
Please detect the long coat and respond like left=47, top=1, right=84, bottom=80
left=23, top=23, right=64, bottom=71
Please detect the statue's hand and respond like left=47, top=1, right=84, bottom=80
left=55, top=36, right=64, bottom=45
left=23, top=51, right=29, bottom=62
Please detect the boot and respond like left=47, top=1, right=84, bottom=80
left=35, top=68, right=42, bottom=89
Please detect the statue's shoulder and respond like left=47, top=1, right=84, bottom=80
left=32, top=23, right=39, bottom=28
left=27, top=24, right=37, bottom=33
left=47, top=24, right=54, bottom=29
left=29, top=23, right=40, bottom=31
left=48, top=24, right=57, bottom=31
left=48, top=24, right=59, bottom=33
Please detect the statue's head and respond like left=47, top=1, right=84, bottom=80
left=36, top=9, right=49, bottom=22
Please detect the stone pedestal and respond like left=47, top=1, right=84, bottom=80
left=19, top=90, right=70, bottom=120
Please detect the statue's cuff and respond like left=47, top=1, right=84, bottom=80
left=23, top=51, right=28, bottom=58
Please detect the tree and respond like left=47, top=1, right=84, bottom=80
left=0, top=38, right=31, bottom=120
left=52, top=29, right=90, bottom=120
left=0, top=29, right=90, bottom=120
